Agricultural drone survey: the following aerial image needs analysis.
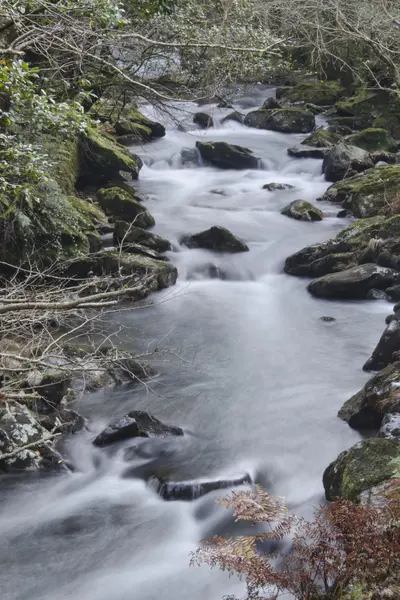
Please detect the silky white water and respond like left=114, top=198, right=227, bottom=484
left=0, top=85, right=390, bottom=600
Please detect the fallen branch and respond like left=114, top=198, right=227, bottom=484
left=0, top=432, right=62, bottom=461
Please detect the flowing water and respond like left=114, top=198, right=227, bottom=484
left=0, top=86, right=391, bottom=600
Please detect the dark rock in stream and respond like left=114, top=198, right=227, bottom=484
left=322, top=143, right=374, bottom=182
left=196, top=141, right=260, bottom=170
left=262, top=182, right=294, bottom=191
left=244, top=108, right=315, bottom=133
left=193, top=112, right=214, bottom=129
left=281, top=200, right=326, bottom=222
left=364, top=313, right=400, bottom=371
left=155, top=473, right=252, bottom=501
left=114, top=221, right=171, bottom=253
left=221, top=111, right=244, bottom=125
left=287, top=146, right=329, bottom=159
left=181, top=226, right=249, bottom=253
left=93, top=411, right=183, bottom=447
left=180, top=147, right=201, bottom=168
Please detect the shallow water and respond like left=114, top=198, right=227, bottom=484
left=0, top=86, right=390, bottom=600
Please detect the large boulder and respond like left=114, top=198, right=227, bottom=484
left=281, top=200, right=326, bottom=221
left=284, top=215, right=400, bottom=277
left=276, top=81, right=345, bottom=106
left=193, top=112, right=213, bottom=129
left=301, top=129, right=343, bottom=148
left=345, top=128, right=397, bottom=153
left=79, top=127, right=142, bottom=186
left=93, top=411, right=183, bottom=447
left=307, top=264, right=400, bottom=300
left=321, top=165, right=400, bottom=218
left=195, top=141, right=260, bottom=169
left=322, top=143, right=373, bottom=182
left=323, top=437, right=400, bottom=501
left=338, top=362, right=400, bottom=430
left=335, top=89, right=400, bottom=138
left=114, top=221, right=171, bottom=252
left=181, top=226, right=249, bottom=253
left=364, top=313, right=400, bottom=372
left=96, top=187, right=155, bottom=227
left=244, top=108, right=315, bottom=133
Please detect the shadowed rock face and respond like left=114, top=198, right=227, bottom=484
left=155, top=473, right=252, bottom=501
left=195, top=141, right=260, bottom=169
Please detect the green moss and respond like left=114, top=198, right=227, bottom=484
left=91, top=102, right=165, bottom=139
left=96, top=186, right=155, bottom=227
left=276, top=81, right=345, bottom=105
left=301, top=128, right=342, bottom=147
left=42, top=136, right=79, bottom=195
left=345, top=128, right=397, bottom=152
left=68, top=195, right=108, bottom=228
left=336, top=89, right=400, bottom=138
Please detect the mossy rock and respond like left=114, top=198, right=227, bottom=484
left=114, top=221, right=171, bottom=252
left=276, top=81, right=345, bottom=105
left=244, top=108, right=315, bottom=133
left=323, top=437, right=400, bottom=501
left=79, top=126, right=142, bottom=186
left=301, top=128, right=342, bottom=148
left=338, top=361, right=400, bottom=430
left=336, top=89, right=400, bottom=138
left=322, top=165, right=400, bottom=217
left=92, top=101, right=165, bottom=139
left=281, top=199, right=326, bottom=221
left=115, top=119, right=152, bottom=139
left=96, top=187, right=155, bottom=228
left=42, top=136, right=79, bottom=195
left=68, top=195, right=108, bottom=228
left=345, top=128, right=397, bottom=152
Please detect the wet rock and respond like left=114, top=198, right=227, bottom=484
left=364, top=314, right=400, bottom=372
left=301, top=129, right=343, bottom=148
left=338, top=361, right=400, bottom=430
left=307, top=264, right=400, bottom=300
left=276, top=81, right=344, bottom=106
left=379, top=413, right=400, bottom=440
left=181, top=226, right=249, bottom=253
left=196, top=141, right=260, bottom=170
left=284, top=240, right=354, bottom=277
left=40, top=409, right=86, bottom=434
left=156, top=473, right=252, bottom=501
left=31, top=368, right=72, bottom=410
left=327, top=124, right=353, bottom=136
left=321, top=316, right=336, bottom=322
left=262, top=97, right=281, bottom=109
left=180, top=147, right=201, bottom=168
left=193, top=112, right=213, bottom=129
left=336, top=209, right=352, bottom=218
left=287, top=146, right=328, bottom=159
left=323, top=437, right=400, bottom=501
left=96, top=187, right=155, bottom=228
left=322, top=143, right=373, bottom=182
left=281, top=200, right=326, bottom=221
left=366, top=288, right=389, bottom=300
left=93, top=411, right=183, bottom=447
left=345, top=128, right=397, bottom=153
left=221, top=111, right=244, bottom=125
left=262, top=182, right=294, bottom=191
left=385, top=285, right=400, bottom=302
left=114, top=221, right=171, bottom=253
left=371, top=151, right=400, bottom=165
left=244, top=108, right=315, bottom=133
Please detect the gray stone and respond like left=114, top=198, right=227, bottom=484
left=308, top=264, right=400, bottom=300
left=281, top=200, right=326, bottom=221
left=288, top=146, right=328, bottom=159
left=244, top=108, right=315, bottom=133
left=196, top=141, right=260, bottom=169
left=322, top=143, right=374, bottom=182
left=181, top=226, right=249, bottom=253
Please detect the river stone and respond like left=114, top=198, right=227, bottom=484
left=114, top=221, right=171, bottom=253
left=193, top=112, right=213, bottom=129
left=180, top=226, right=249, bottom=253
left=385, top=285, right=400, bottom=302
left=322, top=143, right=373, bottom=182
left=364, top=314, right=400, bottom=372
left=221, top=111, right=244, bottom=125
left=345, top=128, right=397, bottom=153
left=281, top=200, right=326, bottom=221
left=307, top=264, right=400, bottom=300
left=262, top=97, right=281, bottom=109
left=323, top=437, right=400, bottom=501
left=262, top=182, right=294, bottom=191
left=338, top=361, right=400, bottom=430
left=301, top=129, right=342, bottom=148
left=195, top=141, right=259, bottom=169
left=156, top=473, right=252, bottom=501
left=287, top=146, right=328, bottom=159
left=244, top=108, right=315, bottom=133
left=96, top=187, right=155, bottom=228
left=379, top=413, right=400, bottom=440
left=93, top=411, right=183, bottom=447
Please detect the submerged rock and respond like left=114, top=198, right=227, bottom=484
left=323, top=437, right=400, bottom=501
left=262, top=182, right=294, bottom=191
left=301, top=129, right=342, bottom=148
left=244, top=108, right=315, bottom=133
left=180, top=147, right=201, bottom=168
left=96, top=187, right=155, bottom=227
left=93, top=411, right=183, bottom=447
left=322, top=143, right=373, bottom=182
left=156, top=473, right=252, bottom=501
left=181, top=226, right=249, bottom=253
left=287, top=146, right=328, bottom=159
left=307, top=264, right=400, bottom=300
left=338, top=361, right=400, bottom=430
left=281, top=200, right=326, bottom=221
left=193, top=112, right=213, bottom=129
left=195, top=141, right=260, bottom=169
left=114, top=221, right=171, bottom=253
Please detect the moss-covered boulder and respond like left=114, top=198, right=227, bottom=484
left=323, top=437, right=400, bottom=501
left=276, top=81, right=345, bottom=106
left=92, top=101, right=165, bottom=140
left=79, top=127, right=142, bottom=186
left=114, top=221, right=171, bottom=252
left=96, top=187, right=155, bottom=228
left=196, top=141, right=260, bottom=169
left=244, top=108, right=315, bottom=133
left=281, top=200, right=326, bottom=221
left=345, top=128, right=397, bottom=152
left=321, top=165, right=400, bottom=218
left=181, top=226, right=249, bottom=253
left=301, top=128, right=342, bottom=148
left=335, top=89, right=400, bottom=138
left=322, top=143, right=373, bottom=182
left=338, top=362, right=400, bottom=430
